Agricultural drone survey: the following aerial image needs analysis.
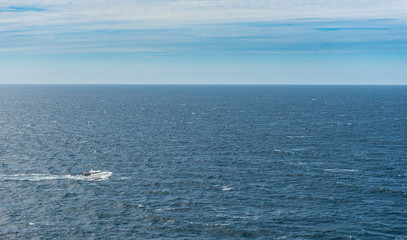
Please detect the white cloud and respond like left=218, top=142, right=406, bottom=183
left=1, top=0, right=407, bottom=29
left=1, top=0, right=407, bottom=55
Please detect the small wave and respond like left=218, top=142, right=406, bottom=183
left=286, top=135, right=315, bottom=138
left=273, top=149, right=296, bottom=155
left=324, top=169, right=359, bottom=173
left=290, top=148, right=307, bottom=152
left=0, top=171, right=112, bottom=182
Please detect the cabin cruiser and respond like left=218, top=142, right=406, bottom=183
left=81, top=170, right=101, bottom=176
left=80, top=170, right=112, bottom=181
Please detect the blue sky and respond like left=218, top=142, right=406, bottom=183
left=0, top=0, right=407, bottom=84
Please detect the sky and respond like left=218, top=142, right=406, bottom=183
left=0, top=0, right=407, bottom=84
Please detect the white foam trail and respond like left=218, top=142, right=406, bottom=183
left=0, top=171, right=112, bottom=182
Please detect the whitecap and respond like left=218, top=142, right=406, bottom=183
left=324, top=169, right=359, bottom=173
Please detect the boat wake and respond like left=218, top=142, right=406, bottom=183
left=0, top=171, right=112, bottom=182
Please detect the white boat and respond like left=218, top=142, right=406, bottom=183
left=81, top=170, right=112, bottom=181
left=82, top=170, right=101, bottom=176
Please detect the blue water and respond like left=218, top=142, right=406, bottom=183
left=0, top=85, right=406, bottom=239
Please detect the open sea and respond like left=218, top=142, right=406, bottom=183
left=0, top=85, right=406, bottom=239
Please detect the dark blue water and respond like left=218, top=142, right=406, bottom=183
left=0, top=85, right=406, bottom=239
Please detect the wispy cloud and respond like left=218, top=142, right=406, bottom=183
left=2, top=0, right=407, bottom=25
left=0, top=6, right=46, bottom=12
left=1, top=0, right=407, bottom=55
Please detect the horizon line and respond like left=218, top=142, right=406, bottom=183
left=1, top=83, right=406, bottom=86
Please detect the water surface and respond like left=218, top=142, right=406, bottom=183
left=0, top=85, right=406, bottom=239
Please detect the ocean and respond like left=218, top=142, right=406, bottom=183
left=0, top=85, right=406, bottom=239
